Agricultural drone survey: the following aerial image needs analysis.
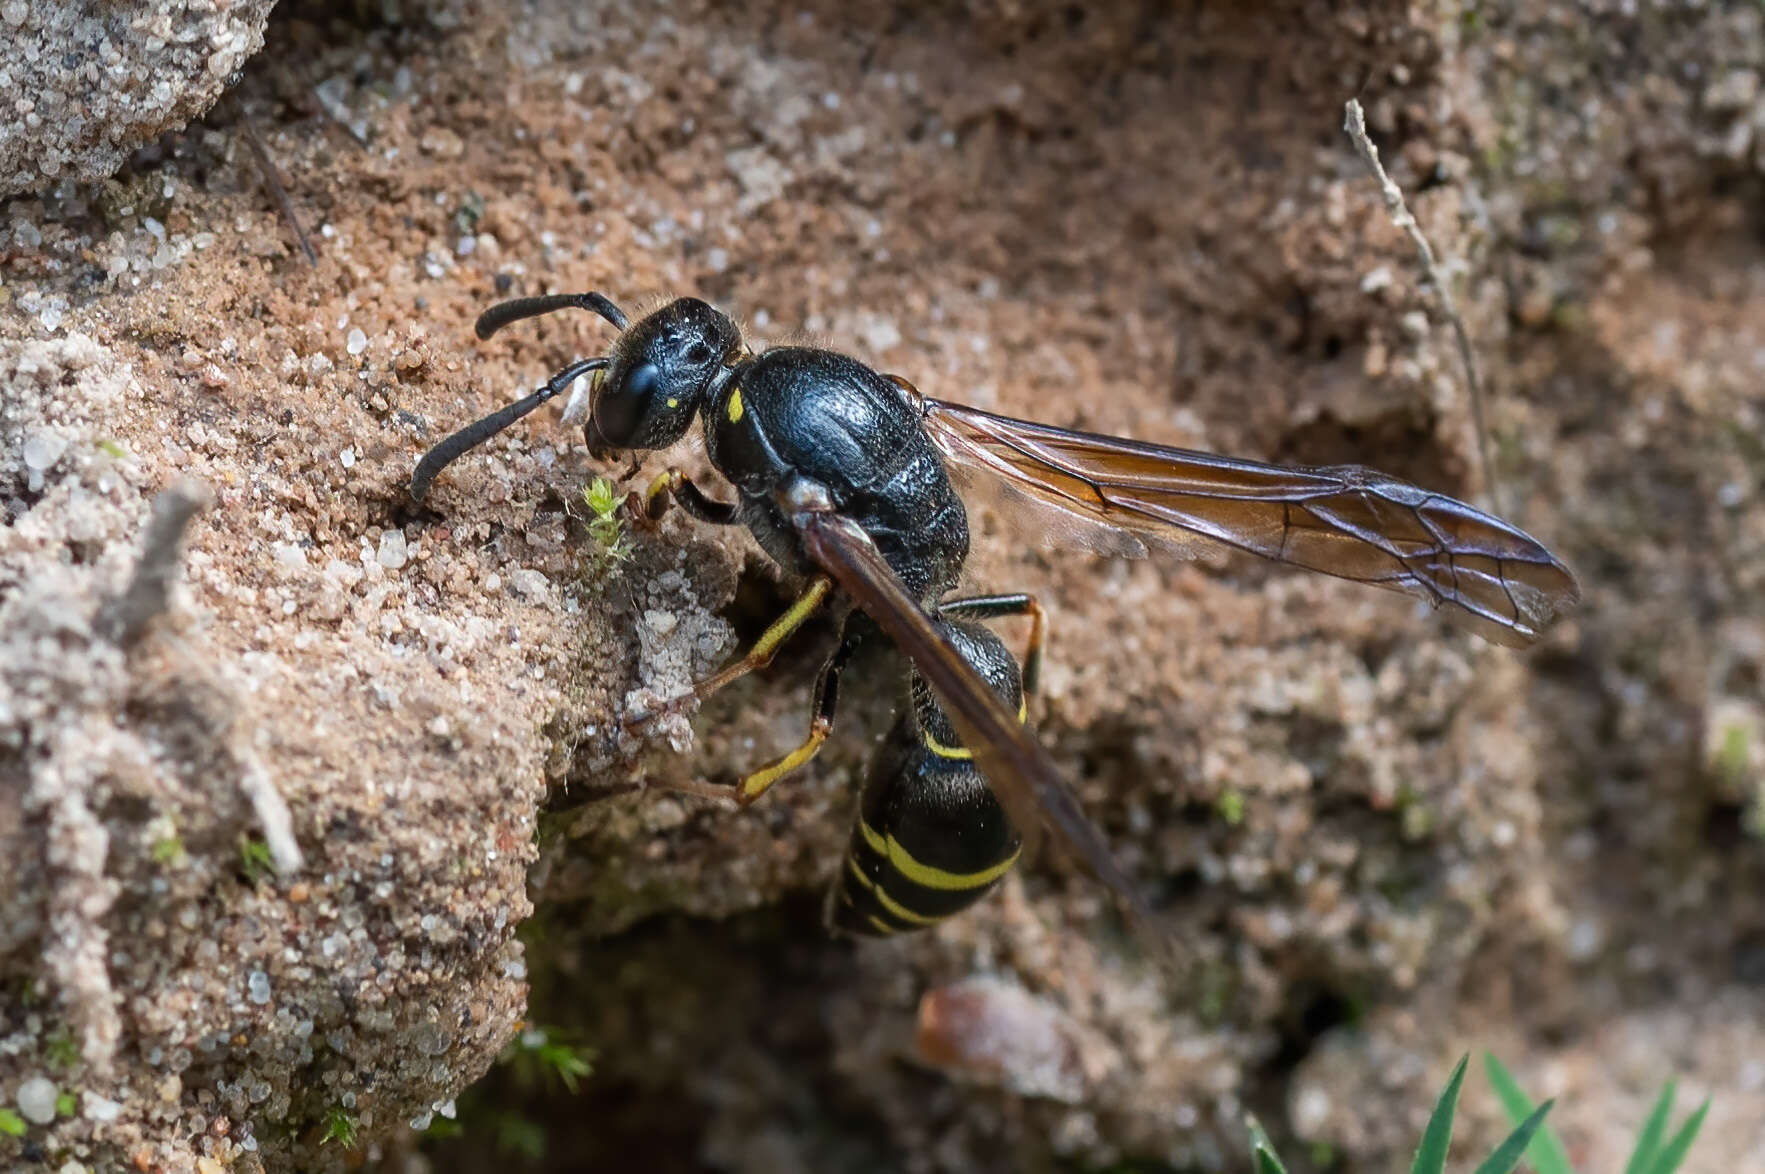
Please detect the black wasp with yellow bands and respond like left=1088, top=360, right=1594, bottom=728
left=411, top=290, right=1581, bottom=942
left=829, top=601, right=1040, bottom=936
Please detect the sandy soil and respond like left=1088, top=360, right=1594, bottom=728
left=2, top=1, right=1763, bottom=1172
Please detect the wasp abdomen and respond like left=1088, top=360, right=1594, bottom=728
left=828, top=726, right=1022, bottom=937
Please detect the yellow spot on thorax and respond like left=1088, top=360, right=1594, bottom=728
left=727, top=386, right=744, bottom=423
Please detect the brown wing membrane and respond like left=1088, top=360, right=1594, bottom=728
left=795, top=506, right=1157, bottom=937
left=921, top=399, right=1580, bottom=648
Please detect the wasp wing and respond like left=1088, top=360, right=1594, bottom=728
left=920, top=399, right=1579, bottom=648
left=795, top=507, right=1153, bottom=930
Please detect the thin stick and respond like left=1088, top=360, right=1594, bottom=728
left=99, top=479, right=214, bottom=648
left=1343, top=99, right=1502, bottom=517
left=237, top=102, right=318, bottom=267
left=240, top=750, right=305, bottom=874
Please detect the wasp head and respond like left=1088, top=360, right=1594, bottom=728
left=589, top=298, right=743, bottom=455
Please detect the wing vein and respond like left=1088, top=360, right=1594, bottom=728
left=922, top=397, right=1579, bottom=647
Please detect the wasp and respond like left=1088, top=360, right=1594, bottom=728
left=411, top=292, right=1580, bottom=938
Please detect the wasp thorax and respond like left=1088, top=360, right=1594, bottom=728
left=588, top=297, right=743, bottom=453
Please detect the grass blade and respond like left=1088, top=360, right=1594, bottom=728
left=1246, top=1115, right=1291, bottom=1174
left=1623, top=1079, right=1677, bottom=1174
left=1411, top=1055, right=1470, bottom=1174
left=1483, top=1053, right=1574, bottom=1174
left=1472, top=1099, right=1556, bottom=1174
left=1642, top=1098, right=1710, bottom=1174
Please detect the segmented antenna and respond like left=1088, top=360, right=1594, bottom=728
left=474, top=292, right=629, bottom=340
left=409, top=356, right=608, bottom=501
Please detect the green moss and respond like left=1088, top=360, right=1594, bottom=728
left=321, top=1107, right=359, bottom=1147
left=503, top=1026, right=595, bottom=1094
left=238, top=833, right=275, bottom=884
left=580, top=476, right=633, bottom=575
left=151, top=833, right=187, bottom=867
left=1713, top=722, right=1751, bottom=789
left=0, top=1108, right=25, bottom=1137
left=44, top=1031, right=79, bottom=1071
left=1395, top=784, right=1434, bottom=841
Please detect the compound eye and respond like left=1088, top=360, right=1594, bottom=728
left=627, top=361, right=662, bottom=398
left=592, top=361, right=662, bottom=446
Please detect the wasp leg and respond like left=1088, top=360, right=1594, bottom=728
left=627, top=576, right=833, bottom=729
left=940, top=593, right=1046, bottom=700
left=736, top=627, right=861, bottom=806
left=625, top=468, right=742, bottom=528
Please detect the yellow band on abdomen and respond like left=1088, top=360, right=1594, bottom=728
left=858, top=819, right=1020, bottom=892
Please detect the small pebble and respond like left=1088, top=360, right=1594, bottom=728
left=346, top=327, right=368, bottom=356
left=82, top=1092, right=123, bottom=1123
left=22, top=428, right=67, bottom=472
left=16, top=1075, right=59, bottom=1123
left=509, top=568, right=549, bottom=598
left=377, top=530, right=409, bottom=570
left=247, top=970, right=271, bottom=1005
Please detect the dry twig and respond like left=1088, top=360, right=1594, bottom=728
left=236, top=99, right=319, bottom=267
left=99, top=478, right=214, bottom=648
left=1343, top=98, right=1502, bottom=516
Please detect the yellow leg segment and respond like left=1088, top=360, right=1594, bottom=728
left=736, top=715, right=830, bottom=806
left=695, top=576, right=830, bottom=697
left=644, top=470, right=680, bottom=514
left=1020, top=596, right=1046, bottom=701
left=624, top=469, right=686, bottom=526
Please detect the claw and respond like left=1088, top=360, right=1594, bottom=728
left=623, top=692, right=695, bottom=733
left=621, top=489, right=663, bottom=532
